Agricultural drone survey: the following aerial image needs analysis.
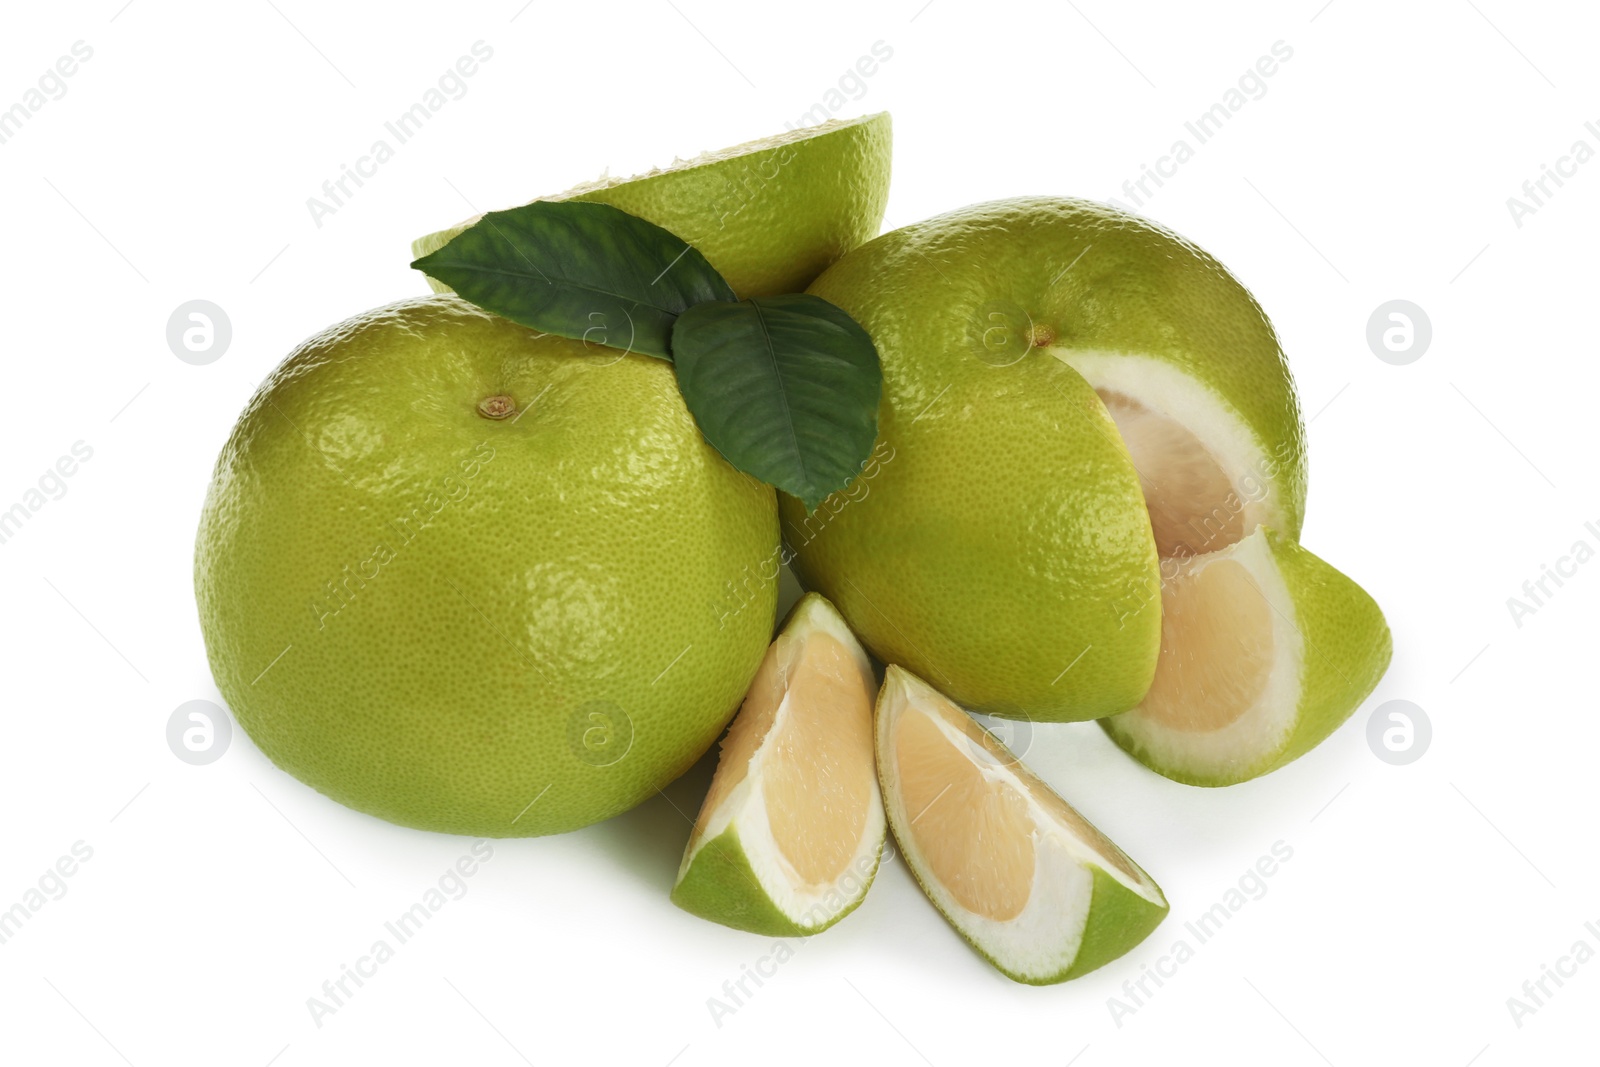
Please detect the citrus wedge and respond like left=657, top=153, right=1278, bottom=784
left=877, top=666, right=1169, bottom=984
left=414, top=113, right=892, bottom=299
left=1102, top=527, right=1392, bottom=786
left=672, top=594, right=885, bottom=935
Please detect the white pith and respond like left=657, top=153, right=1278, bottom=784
left=1107, top=528, right=1304, bottom=777
left=879, top=669, right=1165, bottom=981
left=677, top=596, right=885, bottom=929
left=1055, top=350, right=1285, bottom=552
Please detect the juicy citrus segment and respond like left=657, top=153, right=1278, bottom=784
left=1065, top=351, right=1300, bottom=558
left=672, top=594, right=885, bottom=935
left=1143, top=557, right=1274, bottom=732
left=764, top=629, right=877, bottom=883
left=414, top=113, right=892, bottom=299
left=1097, top=388, right=1245, bottom=557
left=1103, top=527, right=1392, bottom=786
left=877, top=667, right=1168, bottom=984
left=894, top=709, right=1035, bottom=921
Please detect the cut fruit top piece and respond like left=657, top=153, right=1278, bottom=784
left=413, top=113, right=892, bottom=299
left=1103, top=527, right=1392, bottom=787
left=672, top=593, right=885, bottom=936
left=878, top=666, right=1168, bottom=985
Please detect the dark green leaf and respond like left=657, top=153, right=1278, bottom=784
left=410, top=200, right=735, bottom=360
left=671, top=294, right=881, bottom=512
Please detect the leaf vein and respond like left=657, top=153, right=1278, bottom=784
left=749, top=300, right=810, bottom=492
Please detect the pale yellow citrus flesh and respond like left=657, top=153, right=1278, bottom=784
left=1099, top=389, right=1245, bottom=559
left=891, top=679, right=1149, bottom=918
left=894, top=709, right=1034, bottom=921
left=1142, top=558, right=1274, bottom=733
left=764, top=631, right=876, bottom=883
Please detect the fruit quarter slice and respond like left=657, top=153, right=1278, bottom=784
left=877, top=667, right=1168, bottom=984
left=1102, top=526, right=1392, bottom=786
left=672, top=594, right=885, bottom=935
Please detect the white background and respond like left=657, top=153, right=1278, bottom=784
left=1, top=1, right=1595, bottom=1064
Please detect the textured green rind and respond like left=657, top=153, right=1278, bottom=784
left=195, top=296, right=778, bottom=837
left=672, top=828, right=808, bottom=936
left=1101, top=530, right=1392, bottom=787
left=1268, top=530, right=1392, bottom=769
left=415, top=114, right=892, bottom=300
left=785, top=202, right=1171, bottom=721
left=795, top=194, right=1305, bottom=501
left=1061, top=867, right=1170, bottom=982
left=1100, top=731, right=1274, bottom=790
left=1034, top=198, right=1305, bottom=534
left=888, top=830, right=1167, bottom=986
left=671, top=825, right=880, bottom=937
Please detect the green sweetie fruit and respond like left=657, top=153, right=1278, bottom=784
left=195, top=295, right=778, bottom=836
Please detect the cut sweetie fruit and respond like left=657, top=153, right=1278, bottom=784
left=414, top=113, right=892, bottom=300
left=1101, top=527, right=1392, bottom=787
left=877, top=666, right=1169, bottom=984
left=672, top=594, right=885, bottom=936
left=784, top=196, right=1310, bottom=721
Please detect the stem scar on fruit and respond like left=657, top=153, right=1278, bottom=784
left=478, top=394, right=516, bottom=420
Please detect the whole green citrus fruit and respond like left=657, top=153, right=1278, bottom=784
left=195, top=296, right=778, bottom=836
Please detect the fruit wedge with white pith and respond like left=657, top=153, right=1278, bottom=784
left=1102, top=527, right=1391, bottom=787
left=878, top=666, right=1168, bottom=984
left=673, top=594, right=885, bottom=935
